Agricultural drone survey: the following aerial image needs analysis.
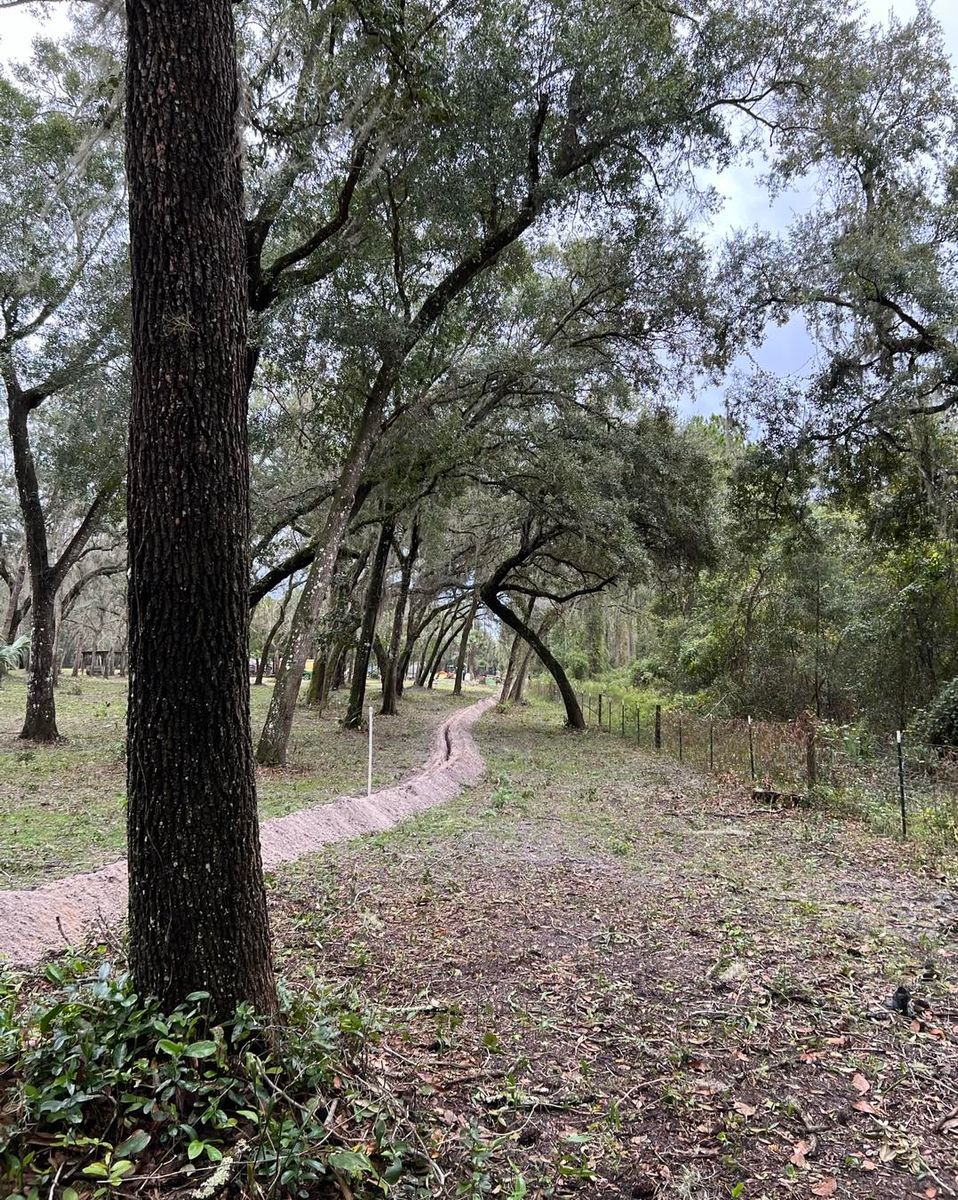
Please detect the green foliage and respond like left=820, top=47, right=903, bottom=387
left=917, top=677, right=958, bottom=749
left=0, top=636, right=29, bottom=671
left=0, top=956, right=431, bottom=1198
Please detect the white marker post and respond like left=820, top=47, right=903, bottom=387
left=367, top=706, right=373, bottom=796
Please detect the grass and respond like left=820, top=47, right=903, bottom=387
left=0, top=671, right=489, bottom=887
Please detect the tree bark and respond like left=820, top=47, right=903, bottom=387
left=380, top=520, right=419, bottom=715
left=415, top=622, right=444, bottom=686
left=344, top=518, right=393, bottom=728
left=499, top=596, right=534, bottom=703
left=453, top=588, right=479, bottom=695
left=125, top=0, right=275, bottom=1020
left=254, top=577, right=294, bottom=686
left=2, top=552, right=26, bottom=646
left=3, top=394, right=117, bottom=740
left=428, top=619, right=465, bottom=688
left=305, top=652, right=327, bottom=707
left=22, top=586, right=58, bottom=738
left=6, top=401, right=61, bottom=741
left=510, top=608, right=559, bottom=702
left=255, top=386, right=386, bottom=765
left=481, top=581, right=584, bottom=729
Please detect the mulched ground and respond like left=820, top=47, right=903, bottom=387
left=270, top=700, right=958, bottom=1199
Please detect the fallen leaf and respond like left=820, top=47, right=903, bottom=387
left=790, top=1139, right=813, bottom=1168
left=852, top=1073, right=870, bottom=1095
left=812, top=1178, right=837, bottom=1197
left=734, top=1100, right=757, bottom=1117
left=852, top=1099, right=879, bottom=1115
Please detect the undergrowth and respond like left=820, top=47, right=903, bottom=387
left=0, top=952, right=436, bottom=1199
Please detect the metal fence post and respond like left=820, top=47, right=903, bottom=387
left=636, top=706, right=640, bottom=747
left=598, top=693, right=603, bottom=727
left=621, top=703, right=625, bottom=737
left=654, top=704, right=661, bottom=750
left=896, top=730, right=907, bottom=838
left=678, top=713, right=683, bottom=762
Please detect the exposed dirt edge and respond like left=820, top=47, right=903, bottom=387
left=0, top=695, right=495, bottom=967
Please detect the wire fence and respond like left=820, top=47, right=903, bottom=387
left=527, top=678, right=958, bottom=847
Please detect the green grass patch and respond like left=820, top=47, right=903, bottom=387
left=0, top=674, right=488, bottom=887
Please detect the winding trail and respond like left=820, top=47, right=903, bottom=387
left=0, top=695, right=495, bottom=968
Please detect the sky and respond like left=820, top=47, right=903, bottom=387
left=1, top=0, right=956, bottom=417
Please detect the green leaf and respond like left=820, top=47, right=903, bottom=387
left=184, top=1040, right=217, bottom=1059
left=328, top=1149, right=372, bottom=1175
left=156, top=1038, right=184, bottom=1056
left=82, top=1164, right=110, bottom=1178
left=187, top=1139, right=205, bottom=1161
left=115, top=1129, right=151, bottom=1157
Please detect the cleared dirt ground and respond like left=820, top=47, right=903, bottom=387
left=269, top=698, right=958, bottom=1199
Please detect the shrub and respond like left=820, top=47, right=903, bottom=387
left=0, top=955, right=432, bottom=1199
left=919, top=676, right=958, bottom=748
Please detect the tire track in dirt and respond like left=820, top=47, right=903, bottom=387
left=0, top=695, right=495, bottom=967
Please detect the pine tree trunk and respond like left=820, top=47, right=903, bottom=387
left=344, top=519, right=393, bottom=729
left=125, top=0, right=275, bottom=1020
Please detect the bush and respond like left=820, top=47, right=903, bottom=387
left=0, top=955, right=432, bottom=1199
left=919, top=676, right=958, bottom=748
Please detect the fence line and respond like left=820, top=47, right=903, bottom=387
left=526, top=678, right=958, bottom=843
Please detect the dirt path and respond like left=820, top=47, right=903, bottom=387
left=0, top=695, right=495, bottom=968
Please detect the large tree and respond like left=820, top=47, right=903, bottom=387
left=125, top=0, right=276, bottom=1018
left=0, top=57, right=127, bottom=741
